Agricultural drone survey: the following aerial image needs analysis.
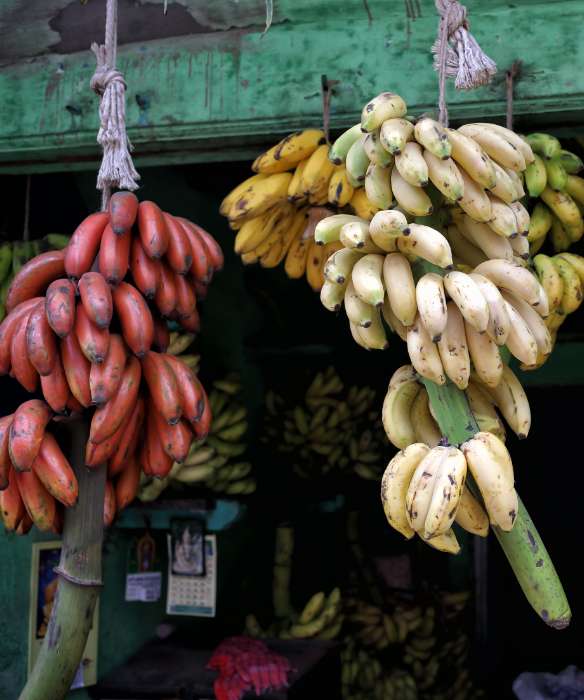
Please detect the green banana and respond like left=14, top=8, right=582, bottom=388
left=524, top=154, right=547, bottom=197
left=526, top=133, right=562, bottom=159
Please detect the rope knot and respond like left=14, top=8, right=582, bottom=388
left=432, top=0, right=497, bottom=126
left=90, top=37, right=139, bottom=206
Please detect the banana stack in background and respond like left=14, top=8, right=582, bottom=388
left=342, top=592, right=483, bottom=700
left=244, top=525, right=344, bottom=642
left=262, top=366, right=389, bottom=481
left=0, top=234, right=70, bottom=321
left=139, top=371, right=255, bottom=501
left=522, top=134, right=584, bottom=254
left=219, top=127, right=383, bottom=292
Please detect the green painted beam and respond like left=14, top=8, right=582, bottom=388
left=1, top=1, right=584, bottom=172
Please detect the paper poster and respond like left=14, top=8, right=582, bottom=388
left=166, top=533, right=216, bottom=617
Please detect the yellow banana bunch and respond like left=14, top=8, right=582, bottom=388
left=262, top=366, right=389, bottom=480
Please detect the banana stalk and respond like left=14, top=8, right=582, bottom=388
left=19, top=421, right=106, bottom=699
left=415, top=257, right=570, bottom=629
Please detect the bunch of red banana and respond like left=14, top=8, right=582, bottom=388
left=0, top=192, right=222, bottom=534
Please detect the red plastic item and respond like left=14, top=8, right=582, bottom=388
left=208, top=636, right=291, bottom=700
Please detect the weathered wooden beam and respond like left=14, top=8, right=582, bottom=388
left=0, top=1, right=583, bottom=172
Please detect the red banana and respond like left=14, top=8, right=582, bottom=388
left=192, top=223, right=224, bottom=271
left=179, top=308, right=200, bottom=333
left=75, top=303, right=110, bottom=364
left=152, top=314, right=170, bottom=352
left=153, top=409, right=192, bottom=463
left=9, top=400, right=52, bottom=472
left=60, top=333, right=92, bottom=407
left=109, top=191, right=139, bottom=235
left=11, top=309, right=38, bottom=392
left=26, top=300, right=57, bottom=376
left=0, top=415, right=13, bottom=490
left=112, top=281, right=154, bottom=357
left=15, top=468, right=56, bottom=532
left=89, top=333, right=127, bottom=406
left=89, top=356, right=141, bottom=444
left=194, top=280, right=208, bottom=301
left=174, top=273, right=197, bottom=319
left=164, top=354, right=205, bottom=423
left=177, top=218, right=211, bottom=282
left=138, top=201, right=168, bottom=259
left=99, top=224, right=131, bottom=286
left=163, top=213, right=193, bottom=275
left=103, top=479, right=116, bottom=528
left=193, top=389, right=212, bottom=440
left=141, top=351, right=182, bottom=424
left=33, top=433, right=78, bottom=507
left=143, top=411, right=173, bottom=478
left=115, top=455, right=140, bottom=511
left=130, top=237, right=160, bottom=299
left=64, top=211, right=109, bottom=280
left=108, top=397, right=144, bottom=476
left=86, top=418, right=126, bottom=468
left=0, top=468, right=25, bottom=530
left=45, top=278, right=76, bottom=338
left=153, top=262, right=177, bottom=317
left=40, top=353, right=70, bottom=414
left=0, top=297, right=43, bottom=375
left=6, top=250, right=66, bottom=313
left=78, top=272, right=113, bottom=329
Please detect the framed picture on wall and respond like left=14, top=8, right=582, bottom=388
left=28, top=541, right=99, bottom=689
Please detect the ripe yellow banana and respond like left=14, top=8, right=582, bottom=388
left=456, top=213, right=513, bottom=261
left=500, top=291, right=552, bottom=356
left=358, top=308, right=389, bottom=350
left=461, top=432, right=517, bottom=531
left=477, top=365, right=530, bottom=438
left=320, top=279, right=346, bottom=312
left=380, top=118, right=415, bottom=154
left=362, top=130, right=393, bottom=167
left=324, top=247, right=364, bottom=285
left=382, top=375, right=421, bottom=449
left=464, top=379, right=506, bottom=440
left=486, top=195, right=519, bottom=237
left=340, top=220, right=383, bottom=252
left=361, top=91, right=408, bottom=132
left=406, top=314, right=446, bottom=385
left=228, top=172, right=293, bottom=222
left=220, top=173, right=268, bottom=216
left=420, top=528, right=460, bottom=554
left=446, top=128, right=496, bottom=189
left=365, top=163, right=393, bottom=209
left=473, top=259, right=541, bottom=307
left=398, top=224, right=453, bottom=268
left=415, top=118, right=451, bottom=159
left=410, top=389, right=441, bottom=447
left=551, top=256, right=583, bottom=314
left=458, top=124, right=526, bottom=172
left=528, top=202, right=553, bottom=242
left=446, top=223, right=487, bottom=268
left=424, top=151, right=464, bottom=201
left=455, top=487, right=489, bottom=536
left=456, top=168, right=492, bottom=222
left=502, top=300, right=539, bottom=365
left=351, top=254, right=385, bottom=306
left=415, top=272, right=448, bottom=342
left=391, top=168, right=433, bottom=216
left=327, top=167, right=354, bottom=207
left=301, top=144, right=336, bottom=194
left=533, top=253, right=563, bottom=312
left=423, top=446, right=466, bottom=539
left=315, top=213, right=366, bottom=245
left=406, top=446, right=449, bottom=531
left=464, top=320, right=503, bottom=388
left=395, top=142, right=429, bottom=187
left=383, top=252, right=417, bottom=326
left=305, top=240, right=326, bottom=291
left=437, top=301, right=470, bottom=389
left=252, top=129, right=326, bottom=174
left=285, top=228, right=311, bottom=279
left=444, top=271, right=490, bottom=333
left=380, top=443, right=430, bottom=538
left=344, top=280, right=376, bottom=327
left=369, top=209, right=408, bottom=251
left=382, top=298, right=408, bottom=341
left=349, top=188, right=381, bottom=220
left=541, top=187, right=583, bottom=238
left=488, top=160, right=518, bottom=204
left=472, top=123, right=534, bottom=164
left=467, top=272, right=511, bottom=345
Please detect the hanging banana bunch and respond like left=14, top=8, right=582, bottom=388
left=220, top=128, right=384, bottom=292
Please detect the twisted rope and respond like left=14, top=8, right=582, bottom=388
left=90, top=0, right=139, bottom=210
left=433, top=0, right=497, bottom=125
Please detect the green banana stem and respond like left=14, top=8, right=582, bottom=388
left=414, top=256, right=570, bottom=628
left=19, top=421, right=106, bottom=699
